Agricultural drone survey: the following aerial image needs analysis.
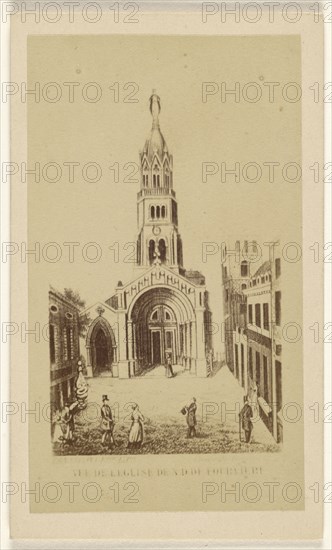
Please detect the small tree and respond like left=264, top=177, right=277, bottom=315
left=63, top=288, right=90, bottom=338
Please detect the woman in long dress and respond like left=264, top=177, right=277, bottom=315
left=128, top=404, right=144, bottom=449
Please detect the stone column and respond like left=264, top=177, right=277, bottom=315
left=191, top=321, right=197, bottom=374
left=195, top=310, right=207, bottom=377
left=184, top=322, right=188, bottom=369
left=118, top=312, right=129, bottom=378
left=86, top=346, right=93, bottom=378
left=128, top=321, right=135, bottom=377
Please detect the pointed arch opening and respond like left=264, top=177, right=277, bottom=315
left=86, top=316, right=116, bottom=377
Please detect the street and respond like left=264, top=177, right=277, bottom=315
left=54, top=365, right=279, bottom=455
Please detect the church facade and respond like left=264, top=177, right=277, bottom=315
left=83, top=92, right=212, bottom=378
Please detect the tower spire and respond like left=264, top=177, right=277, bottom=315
left=137, top=93, right=183, bottom=271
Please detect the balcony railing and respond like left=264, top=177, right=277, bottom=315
left=138, top=187, right=175, bottom=199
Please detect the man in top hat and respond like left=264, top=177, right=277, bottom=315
left=239, top=395, right=254, bottom=443
left=100, top=395, right=114, bottom=448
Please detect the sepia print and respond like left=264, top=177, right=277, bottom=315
left=49, top=91, right=283, bottom=456
left=9, top=9, right=324, bottom=535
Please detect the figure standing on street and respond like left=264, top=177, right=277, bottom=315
left=52, top=408, right=64, bottom=445
left=166, top=352, right=175, bottom=378
left=100, top=395, right=115, bottom=448
left=63, top=401, right=75, bottom=444
left=128, top=403, right=144, bottom=449
left=184, top=397, right=197, bottom=438
left=239, top=396, right=254, bottom=443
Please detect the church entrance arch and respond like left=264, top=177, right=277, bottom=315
left=86, top=316, right=116, bottom=376
left=129, top=286, right=196, bottom=373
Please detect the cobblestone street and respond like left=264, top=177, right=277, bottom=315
left=54, top=365, right=279, bottom=455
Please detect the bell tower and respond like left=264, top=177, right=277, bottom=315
left=136, top=91, right=184, bottom=272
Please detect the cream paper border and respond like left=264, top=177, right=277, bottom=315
left=10, top=4, right=323, bottom=540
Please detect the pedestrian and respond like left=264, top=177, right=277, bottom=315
left=166, top=352, right=175, bottom=378
left=185, top=397, right=197, bottom=438
left=52, top=407, right=64, bottom=445
left=128, top=403, right=144, bottom=449
left=239, top=396, right=253, bottom=443
left=100, top=395, right=115, bottom=448
left=63, top=401, right=75, bottom=444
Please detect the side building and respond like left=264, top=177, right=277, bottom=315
left=221, top=241, right=283, bottom=442
left=49, top=288, right=81, bottom=410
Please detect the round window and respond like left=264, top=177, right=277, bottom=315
left=65, top=312, right=73, bottom=320
left=50, top=305, right=58, bottom=313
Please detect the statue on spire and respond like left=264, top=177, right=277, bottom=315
left=149, top=90, right=161, bottom=128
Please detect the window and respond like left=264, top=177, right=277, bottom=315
left=248, top=304, right=253, bottom=324
left=166, top=331, right=172, bottom=348
left=151, top=206, right=155, bottom=219
left=263, top=303, right=269, bottom=330
left=50, top=304, right=58, bottom=313
left=241, top=283, right=247, bottom=290
left=159, top=239, right=166, bottom=263
left=153, top=174, right=156, bottom=187
left=149, top=240, right=155, bottom=264
left=276, top=361, right=282, bottom=411
left=66, top=327, right=72, bottom=360
left=255, top=303, right=261, bottom=327
left=161, top=205, right=166, bottom=218
left=275, top=291, right=281, bottom=326
left=249, top=348, right=253, bottom=379
left=240, top=303, right=246, bottom=315
left=156, top=205, right=160, bottom=219
left=65, top=312, right=73, bottom=320
left=241, top=344, right=245, bottom=387
left=49, top=324, right=56, bottom=363
left=157, top=174, right=160, bottom=187
left=235, top=344, right=239, bottom=379
left=263, top=355, right=269, bottom=402
left=255, top=352, right=261, bottom=389
left=275, top=258, right=281, bottom=278
left=241, top=261, right=248, bottom=277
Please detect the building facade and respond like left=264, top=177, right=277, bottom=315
left=221, top=241, right=283, bottom=442
left=49, top=288, right=81, bottom=409
left=83, top=92, right=212, bottom=379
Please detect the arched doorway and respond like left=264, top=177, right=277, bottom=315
left=86, top=316, right=116, bottom=377
left=94, top=329, right=109, bottom=372
left=149, top=305, right=177, bottom=365
left=129, top=286, right=196, bottom=374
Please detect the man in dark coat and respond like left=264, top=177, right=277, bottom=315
left=101, top=395, right=114, bottom=448
left=186, top=397, right=197, bottom=437
left=239, top=396, right=253, bottom=443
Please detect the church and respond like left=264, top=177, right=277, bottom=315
left=83, top=92, right=212, bottom=378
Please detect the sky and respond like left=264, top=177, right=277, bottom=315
left=28, top=34, right=301, bottom=352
